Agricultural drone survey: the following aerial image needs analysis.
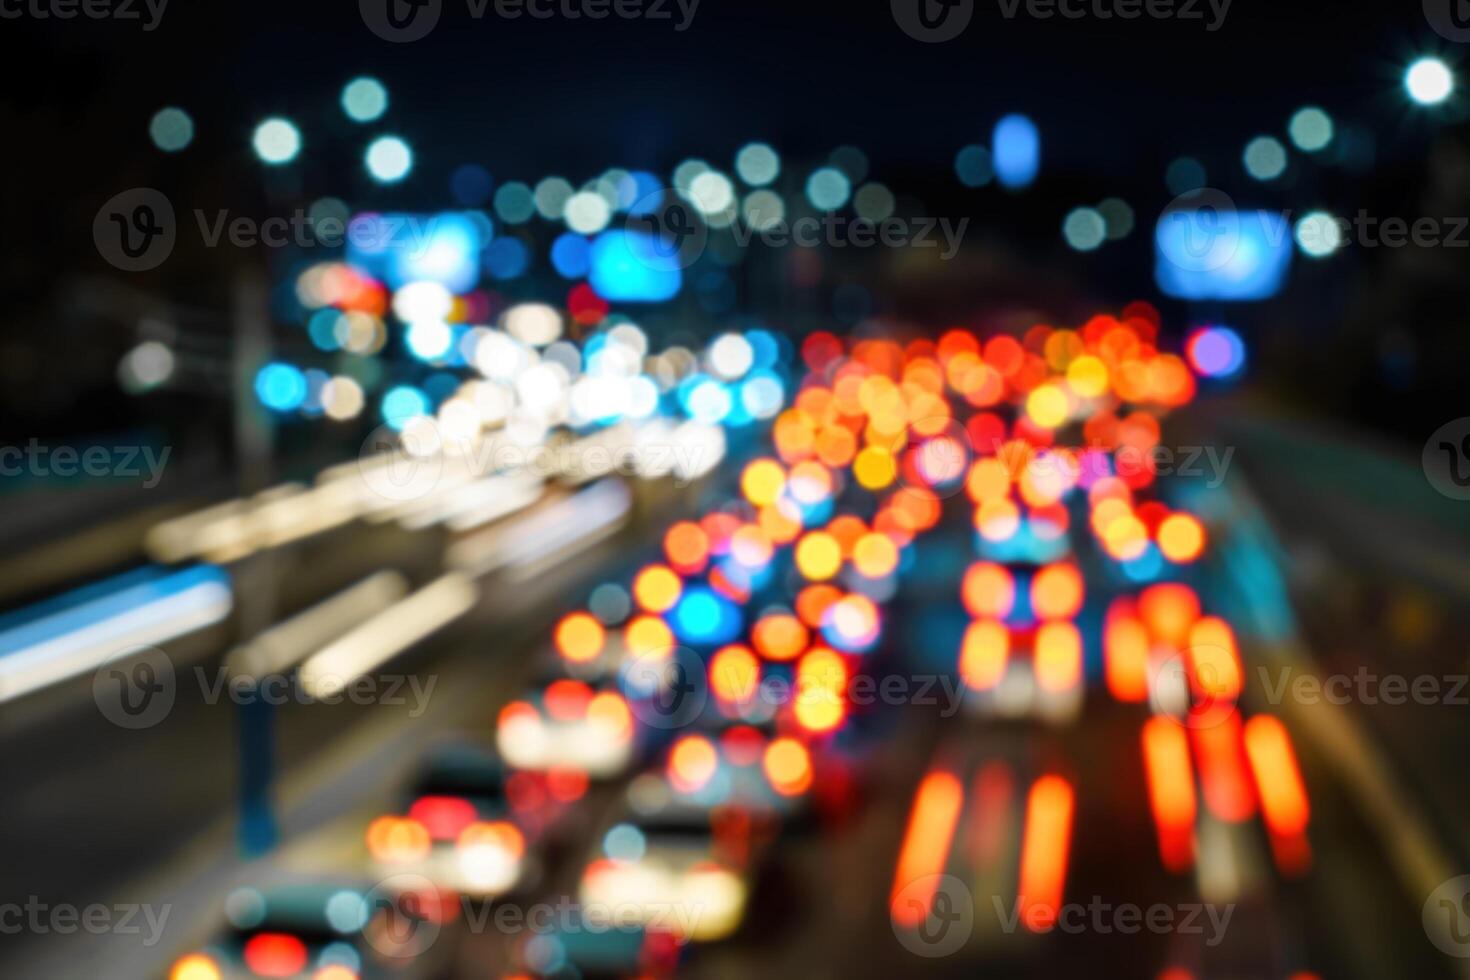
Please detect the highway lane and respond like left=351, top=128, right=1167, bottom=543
left=664, top=446, right=1466, bottom=980
left=1201, top=405, right=1470, bottom=867
left=0, top=471, right=717, bottom=978
left=454, top=486, right=1458, bottom=979
left=1193, top=405, right=1470, bottom=978
left=6, top=403, right=1465, bottom=979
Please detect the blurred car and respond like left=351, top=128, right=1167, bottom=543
left=577, top=796, right=752, bottom=944
left=495, top=679, right=638, bottom=779
left=510, top=918, right=679, bottom=980
left=167, top=880, right=449, bottom=980
left=957, top=556, right=1087, bottom=723
left=678, top=721, right=817, bottom=830
left=365, top=742, right=536, bottom=899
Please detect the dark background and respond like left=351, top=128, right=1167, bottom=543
left=2, top=0, right=1466, bottom=447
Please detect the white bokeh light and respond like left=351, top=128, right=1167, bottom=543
left=1406, top=58, right=1454, bottom=106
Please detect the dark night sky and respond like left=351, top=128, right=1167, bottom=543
left=4, top=1, right=1456, bottom=193
left=1, top=1, right=1466, bottom=444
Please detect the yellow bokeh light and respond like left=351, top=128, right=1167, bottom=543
left=633, top=565, right=683, bottom=612
left=975, top=498, right=1021, bottom=542
left=966, top=457, right=1011, bottom=503
left=1031, top=563, right=1084, bottom=621
left=764, top=736, right=814, bottom=794
left=710, top=644, right=761, bottom=703
left=625, top=614, right=674, bottom=659
left=669, top=735, right=718, bottom=792
left=731, top=524, right=775, bottom=568
left=1102, top=513, right=1149, bottom=561
left=794, top=648, right=847, bottom=733
left=1065, top=354, right=1110, bottom=398
left=170, top=955, right=222, bottom=980
left=555, top=612, right=606, bottom=663
left=795, top=531, right=843, bottom=580
left=960, top=619, right=1009, bottom=690
left=852, top=532, right=900, bottom=578
left=741, top=458, right=786, bottom=507
left=853, top=446, right=898, bottom=490
left=1157, top=513, right=1206, bottom=562
left=753, top=612, right=809, bottom=661
left=1026, top=384, right=1070, bottom=429
left=787, top=460, right=835, bottom=504
left=1035, top=622, right=1083, bottom=692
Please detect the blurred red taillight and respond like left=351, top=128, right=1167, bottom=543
left=409, top=795, right=478, bottom=841
left=242, top=933, right=308, bottom=978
